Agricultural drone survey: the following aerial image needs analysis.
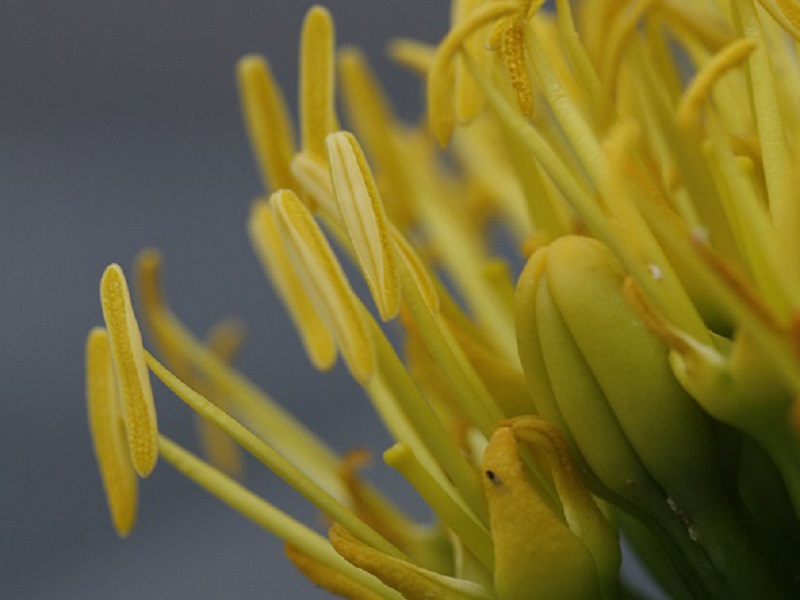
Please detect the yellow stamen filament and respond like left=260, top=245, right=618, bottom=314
left=146, top=352, right=403, bottom=559
left=327, top=131, right=400, bottom=321
left=390, top=226, right=440, bottom=314
left=135, top=248, right=347, bottom=500
left=384, top=443, right=493, bottom=570
left=157, top=435, right=402, bottom=600
left=428, top=1, right=519, bottom=145
left=236, top=56, right=296, bottom=192
left=271, top=189, right=375, bottom=383
left=330, top=524, right=494, bottom=600
left=656, top=0, right=735, bottom=51
left=452, top=0, right=486, bottom=123
left=300, top=6, right=339, bottom=159
left=676, top=38, right=757, bottom=133
left=248, top=199, right=338, bottom=371
left=100, top=264, right=158, bottom=477
left=194, top=319, right=246, bottom=478
left=601, top=0, right=658, bottom=94
left=86, top=328, right=138, bottom=538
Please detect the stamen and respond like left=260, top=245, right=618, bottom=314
left=387, top=39, right=436, bottom=77
left=326, top=131, right=400, bottom=321
left=236, top=56, right=296, bottom=192
left=271, top=189, right=375, bottom=383
left=289, top=153, right=340, bottom=219
left=390, top=225, right=440, bottom=314
left=100, top=264, right=158, bottom=477
left=384, top=443, right=494, bottom=570
left=300, top=6, right=339, bottom=159
left=755, top=0, right=800, bottom=41
left=428, top=1, right=519, bottom=145
left=86, top=328, right=138, bottom=538
left=248, top=199, right=338, bottom=371
left=499, top=13, right=535, bottom=119
left=676, top=38, right=757, bottom=133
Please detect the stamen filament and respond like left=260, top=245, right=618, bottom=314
left=146, top=351, right=404, bottom=559
left=384, top=443, right=493, bottom=570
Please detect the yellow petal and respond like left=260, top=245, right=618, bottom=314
left=100, top=264, right=158, bottom=477
left=327, top=131, right=400, bottom=321
left=86, top=327, right=138, bottom=537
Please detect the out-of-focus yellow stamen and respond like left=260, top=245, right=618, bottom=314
left=428, top=1, right=519, bottom=145
left=387, top=39, right=436, bottom=77
left=237, top=55, right=296, bottom=192
left=248, top=199, right=337, bottom=371
left=330, top=524, right=493, bottom=600
left=86, top=327, right=138, bottom=538
left=755, top=0, right=800, bottom=41
left=327, top=131, right=400, bottom=321
left=300, top=6, right=339, bottom=160
left=271, top=189, right=375, bottom=383
left=100, top=264, right=158, bottom=477
left=676, top=38, right=757, bottom=133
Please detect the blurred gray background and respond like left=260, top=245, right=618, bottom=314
left=1, top=2, right=449, bottom=598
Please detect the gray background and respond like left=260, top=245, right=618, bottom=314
left=1, top=2, right=448, bottom=598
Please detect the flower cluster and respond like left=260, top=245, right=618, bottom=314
left=87, top=1, right=800, bottom=598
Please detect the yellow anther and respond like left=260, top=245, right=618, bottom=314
left=86, top=327, right=138, bottom=538
left=428, top=1, right=519, bottom=145
left=236, top=55, right=296, bottom=192
left=248, top=198, right=338, bottom=371
left=100, top=264, right=158, bottom=477
left=499, top=13, right=535, bottom=119
left=290, top=152, right=340, bottom=219
left=676, top=38, right=757, bottom=133
left=390, top=226, right=440, bottom=314
left=327, top=131, right=400, bottom=321
left=300, top=6, right=339, bottom=159
left=271, top=189, right=375, bottom=383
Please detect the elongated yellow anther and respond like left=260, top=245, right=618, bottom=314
left=327, top=131, right=400, bottom=321
left=300, top=5, right=339, bottom=159
left=428, top=1, right=519, bottom=145
left=248, top=199, right=337, bottom=371
left=290, top=152, right=340, bottom=219
left=100, top=264, right=158, bottom=477
left=676, top=38, right=757, bottom=132
left=330, top=524, right=493, bottom=600
left=86, top=327, right=138, bottom=538
left=237, top=55, right=296, bottom=191
left=499, top=13, right=535, bottom=119
left=271, top=189, right=375, bottom=383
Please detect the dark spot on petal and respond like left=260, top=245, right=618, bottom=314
left=485, top=469, right=501, bottom=484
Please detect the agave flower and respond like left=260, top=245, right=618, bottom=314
left=87, top=1, right=800, bottom=598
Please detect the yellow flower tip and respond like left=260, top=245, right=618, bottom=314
left=271, top=189, right=375, bottom=383
left=483, top=426, right=600, bottom=600
left=300, top=5, right=339, bottom=159
left=100, top=264, right=159, bottom=477
left=86, top=327, right=138, bottom=538
left=326, top=131, right=400, bottom=322
left=247, top=197, right=338, bottom=372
